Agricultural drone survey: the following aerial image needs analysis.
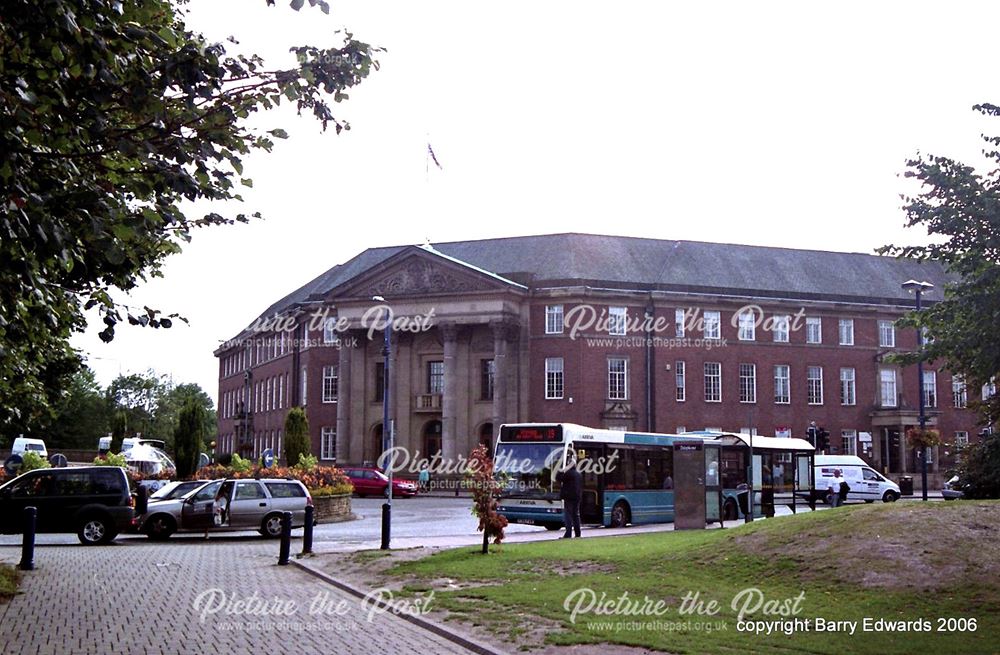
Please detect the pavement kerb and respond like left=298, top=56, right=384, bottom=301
left=290, top=556, right=507, bottom=655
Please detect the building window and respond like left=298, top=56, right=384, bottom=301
left=608, top=357, right=628, bottom=400
left=323, top=318, right=338, bottom=344
left=806, top=317, right=822, bottom=344
left=953, top=376, right=967, bottom=409
left=923, top=371, right=937, bottom=408
left=266, top=377, right=272, bottom=411
left=675, top=361, right=686, bottom=402
left=839, top=319, right=854, bottom=346
left=704, top=362, right=721, bottom=402
left=608, top=306, right=627, bottom=336
left=774, top=365, right=790, bottom=404
left=739, top=363, right=756, bottom=404
left=481, top=359, right=495, bottom=401
left=738, top=310, right=756, bottom=341
left=322, top=365, right=338, bottom=403
left=807, top=366, right=824, bottom=405
left=374, top=362, right=385, bottom=402
left=427, top=361, right=444, bottom=395
left=703, top=311, right=721, bottom=340
left=277, top=376, right=283, bottom=409
left=674, top=309, right=685, bottom=338
left=880, top=368, right=897, bottom=407
left=300, top=368, right=307, bottom=406
left=321, top=427, right=336, bottom=461
left=841, top=430, right=857, bottom=456
left=676, top=426, right=687, bottom=434
left=773, top=315, right=790, bottom=343
left=982, top=379, right=996, bottom=400
left=840, top=368, right=856, bottom=406
left=545, top=305, right=564, bottom=334
left=955, top=431, right=969, bottom=447
left=545, top=358, right=564, bottom=399
left=879, top=320, right=895, bottom=348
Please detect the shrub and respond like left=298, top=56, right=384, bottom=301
left=174, top=400, right=205, bottom=478
left=216, top=452, right=233, bottom=467
left=230, top=453, right=252, bottom=473
left=93, top=452, right=128, bottom=468
left=19, top=451, right=51, bottom=473
left=956, top=431, right=1000, bottom=499
left=283, top=407, right=310, bottom=467
left=295, top=453, right=318, bottom=471
left=466, top=444, right=508, bottom=553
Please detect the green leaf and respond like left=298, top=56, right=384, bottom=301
left=51, top=45, right=64, bottom=63
left=240, top=178, right=253, bottom=188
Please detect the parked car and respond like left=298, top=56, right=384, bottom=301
left=942, top=475, right=965, bottom=500
left=136, top=478, right=312, bottom=540
left=0, top=466, right=134, bottom=545
left=340, top=467, right=417, bottom=497
left=11, top=437, right=48, bottom=459
left=148, top=480, right=205, bottom=502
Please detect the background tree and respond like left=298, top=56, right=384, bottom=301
left=149, top=382, right=217, bottom=450
left=0, top=1, right=379, bottom=435
left=283, top=407, right=310, bottom=466
left=880, top=102, right=1000, bottom=425
left=173, top=400, right=206, bottom=478
left=105, top=372, right=164, bottom=449
left=43, top=368, right=112, bottom=449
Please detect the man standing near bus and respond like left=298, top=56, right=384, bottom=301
left=557, top=456, right=582, bottom=539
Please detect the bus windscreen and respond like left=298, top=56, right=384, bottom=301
left=495, top=441, right=564, bottom=498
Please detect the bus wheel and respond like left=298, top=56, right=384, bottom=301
left=610, top=501, right=630, bottom=528
left=723, top=499, right=738, bottom=521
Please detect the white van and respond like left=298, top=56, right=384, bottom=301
left=12, top=437, right=48, bottom=459
left=815, top=455, right=900, bottom=504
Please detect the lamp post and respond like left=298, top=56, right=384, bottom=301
left=373, top=296, right=393, bottom=549
left=902, top=279, right=934, bottom=502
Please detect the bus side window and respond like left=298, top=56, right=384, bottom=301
left=606, top=447, right=625, bottom=490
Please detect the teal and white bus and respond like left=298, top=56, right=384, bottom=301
left=494, top=423, right=815, bottom=529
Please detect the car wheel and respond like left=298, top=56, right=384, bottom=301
left=864, top=499, right=875, bottom=504
left=144, top=514, right=176, bottom=540
left=260, top=513, right=284, bottom=538
left=723, top=499, right=739, bottom=521
left=78, top=515, right=113, bottom=545
left=543, top=524, right=561, bottom=531
left=610, top=501, right=630, bottom=528
left=882, top=491, right=899, bottom=503
left=823, top=492, right=834, bottom=506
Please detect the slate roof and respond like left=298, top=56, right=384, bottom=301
left=229, top=233, right=951, bottom=343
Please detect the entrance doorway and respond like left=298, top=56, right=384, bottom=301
left=423, top=420, right=442, bottom=459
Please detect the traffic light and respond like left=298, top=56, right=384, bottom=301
left=807, top=425, right=818, bottom=446
left=817, top=428, right=830, bottom=452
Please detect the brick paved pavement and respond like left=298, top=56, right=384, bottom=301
left=0, top=539, right=474, bottom=655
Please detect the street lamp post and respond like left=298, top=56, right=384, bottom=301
left=902, top=279, right=934, bottom=502
left=374, top=296, right=393, bottom=549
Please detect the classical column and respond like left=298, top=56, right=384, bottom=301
left=491, top=320, right=511, bottom=430
left=335, top=330, right=353, bottom=464
left=441, top=323, right=459, bottom=462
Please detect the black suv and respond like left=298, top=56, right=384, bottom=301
left=0, top=466, right=135, bottom=544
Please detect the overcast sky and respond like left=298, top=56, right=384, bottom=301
left=71, top=0, right=1000, bottom=402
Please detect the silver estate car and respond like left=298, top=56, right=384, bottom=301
left=138, top=478, right=312, bottom=540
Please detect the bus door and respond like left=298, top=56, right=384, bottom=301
left=575, top=443, right=604, bottom=524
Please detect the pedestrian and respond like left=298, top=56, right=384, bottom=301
left=828, top=469, right=843, bottom=507
left=838, top=469, right=850, bottom=505
left=418, top=464, right=430, bottom=494
left=556, top=455, right=582, bottom=538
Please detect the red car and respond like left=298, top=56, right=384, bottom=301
left=341, top=467, right=417, bottom=497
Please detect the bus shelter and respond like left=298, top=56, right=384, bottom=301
left=713, top=433, right=815, bottom=521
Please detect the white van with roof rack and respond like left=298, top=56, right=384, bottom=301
left=815, top=455, right=900, bottom=503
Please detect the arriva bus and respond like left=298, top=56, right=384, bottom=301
left=494, top=423, right=815, bottom=530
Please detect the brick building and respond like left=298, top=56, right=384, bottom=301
left=214, top=233, right=985, bottom=483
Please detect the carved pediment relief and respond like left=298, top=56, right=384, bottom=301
left=337, top=250, right=513, bottom=299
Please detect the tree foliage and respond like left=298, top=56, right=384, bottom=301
left=43, top=367, right=111, bottom=449
left=283, top=406, right=310, bottom=467
left=0, top=0, right=380, bottom=432
left=880, top=102, right=1000, bottom=424
left=173, top=399, right=205, bottom=478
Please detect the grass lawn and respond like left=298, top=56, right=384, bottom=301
left=0, top=564, right=19, bottom=603
left=386, top=501, right=999, bottom=654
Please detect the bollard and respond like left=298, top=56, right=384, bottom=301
left=135, top=485, right=148, bottom=516
left=380, top=502, right=390, bottom=550
left=20, top=506, right=37, bottom=571
left=301, top=505, right=314, bottom=555
left=277, top=511, right=292, bottom=566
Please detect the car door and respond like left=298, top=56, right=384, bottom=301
left=228, top=481, right=269, bottom=528
left=0, top=471, right=55, bottom=533
left=180, top=481, right=224, bottom=531
left=264, top=482, right=307, bottom=524
left=861, top=468, right=884, bottom=499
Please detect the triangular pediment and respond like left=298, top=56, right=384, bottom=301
left=324, top=246, right=524, bottom=300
